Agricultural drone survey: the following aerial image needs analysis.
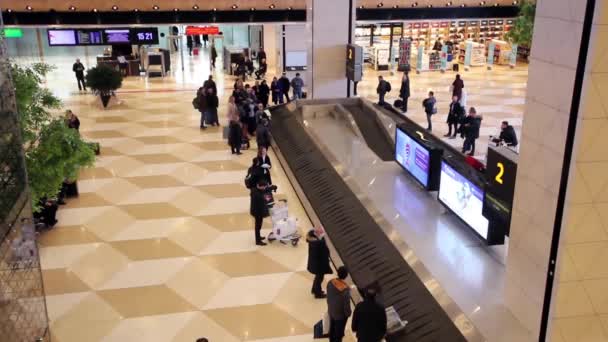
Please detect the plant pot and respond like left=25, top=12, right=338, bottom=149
left=100, top=94, right=111, bottom=108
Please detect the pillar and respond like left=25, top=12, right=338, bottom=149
left=505, top=0, right=608, bottom=341
left=306, top=0, right=355, bottom=99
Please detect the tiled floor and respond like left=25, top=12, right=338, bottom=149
left=33, top=52, right=355, bottom=342
left=22, top=46, right=529, bottom=342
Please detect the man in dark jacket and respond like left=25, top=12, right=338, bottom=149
left=492, top=121, right=518, bottom=147
left=250, top=180, right=270, bottom=246
left=203, top=75, right=217, bottom=96
left=307, top=227, right=333, bottom=299
left=258, top=48, right=267, bottom=65
left=205, top=88, right=219, bottom=126
left=376, top=76, right=391, bottom=105
left=279, top=73, right=291, bottom=103
left=445, top=95, right=465, bottom=138
left=211, top=43, right=218, bottom=69
left=256, top=118, right=272, bottom=150
left=422, top=91, right=436, bottom=132
left=352, top=288, right=387, bottom=342
left=327, top=266, right=352, bottom=342
left=461, top=107, right=482, bottom=156
left=399, top=72, right=410, bottom=113
left=258, top=80, right=270, bottom=108
left=197, top=87, right=208, bottom=129
left=72, top=59, right=86, bottom=91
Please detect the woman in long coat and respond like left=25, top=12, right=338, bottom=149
left=307, top=227, right=333, bottom=298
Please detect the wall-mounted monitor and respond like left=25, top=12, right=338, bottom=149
left=103, top=29, right=131, bottom=44
left=286, top=51, right=307, bottom=71
left=394, top=124, right=442, bottom=191
left=131, top=27, right=159, bottom=45
left=48, top=29, right=77, bottom=46
left=76, top=29, right=104, bottom=45
left=438, top=160, right=490, bottom=241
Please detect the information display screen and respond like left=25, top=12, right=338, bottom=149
left=131, top=28, right=159, bottom=45
left=395, top=128, right=430, bottom=187
left=104, top=29, right=131, bottom=44
left=76, top=30, right=103, bottom=45
left=48, top=30, right=77, bottom=46
left=438, top=161, right=489, bottom=239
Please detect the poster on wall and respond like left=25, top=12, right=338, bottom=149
left=397, top=38, right=411, bottom=72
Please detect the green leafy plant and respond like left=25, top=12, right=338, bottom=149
left=505, top=0, right=536, bottom=47
left=11, top=63, right=95, bottom=211
left=85, top=65, right=123, bottom=107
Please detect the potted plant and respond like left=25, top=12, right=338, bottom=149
left=505, top=0, right=536, bottom=63
left=85, top=64, right=123, bottom=108
left=11, top=62, right=96, bottom=211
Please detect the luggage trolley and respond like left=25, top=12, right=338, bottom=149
left=267, top=199, right=301, bottom=246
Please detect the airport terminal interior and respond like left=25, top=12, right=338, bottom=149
left=1, top=1, right=608, bottom=342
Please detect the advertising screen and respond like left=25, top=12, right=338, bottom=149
left=395, top=128, right=430, bottom=187
left=438, top=161, right=489, bottom=239
left=131, top=28, right=159, bottom=45
left=48, top=30, right=77, bottom=46
left=104, top=29, right=130, bottom=44
left=76, top=30, right=103, bottom=45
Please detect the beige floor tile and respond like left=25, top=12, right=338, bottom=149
left=55, top=206, right=112, bottom=227
left=95, top=116, right=130, bottom=123
left=200, top=231, right=265, bottom=256
left=38, top=226, right=101, bottom=247
left=171, top=312, right=241, bottom=342
left=197, top=197, right=250, bottom=216
left=198, top=183, right=250, bottom=198
left=119, top=186, right=190, bottom=205
left=85, top=206, right=136, bottom=241
left=110, top=238, right=193, bottom=261
left=198, top=213, right=272, bottom=232
left=134, top=135, right=182, bottom=145
left=84, top=130, right=126, bottom=139
left=111, top=217, right=185, bottom=241
left=170, top=163, right=209, bottom=185
left=39, top=243, right=99, bottom=270
left=95, top=178, right=142, bottom=204
left=120, top=203, right=188, bottom=220
left=203, top=272, right=292, bottom=310
left=69, top=243, right=129, bottom=289
left=166, top=258, right=230, bottom=309
left=194, top=141, right=233, bottom=151
left=125, top=175, right=185, bottom=189
left=100, top=257, right=191, bottom=290
left=196, top=160, right=248, bottom=172
left=273, top=272, right=330, bottom=327
left=257, top=238, right=308, bottom=271
left=193, top=170, right=245, bottom=186
left=64, top=193, right=111, bottom=208
left=98, top=285, right=197, bottom=318
left=200, top=251, right=290, bottom=277
left=139, top=120, right=183, bottom=129
left=105, top=155, right=147, bottom=177
left=169, top=187, right=214, bottom=216
left=45, top=292, right=90, bottom=322
left=78, top=167, right=114, bottom=180
left=169, top=143, right=206, bottom=161
left=204, top=304, right=311, bottom=341
left=50, top=293, right=122, bottom=341
left=132, top=153, right=185, bottom=164
left=107, top=137, right=147, bottom=155
left=167, top=217, right=221, bottom=254
left=101, top=312, right=197, bottom=342
left=42, top=268, right=91, bottom=296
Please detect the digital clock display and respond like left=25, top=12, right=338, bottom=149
left=131, top=28, right=159, bottom=45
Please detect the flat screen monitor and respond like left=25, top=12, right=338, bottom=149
left=76, top=29, right=103, bottom=45
left=131, top=27, right=159, bottom=45
left=438, top=161, right=489, bottom=240
left=48, top=29, right=77, bottom=46
left=104, top=29, right=131, bottom=44
left=395, top=127, right=430, bottom=188
left=286, top=51, right=307, bottom=71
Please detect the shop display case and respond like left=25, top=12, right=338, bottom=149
left=458, top=41, right=486, bottom=67
left=412, top=47, right=442, bottom=72
left=355, top=26, right=373, bottom=62
left=371, top=46, right=390, bottom=70
left=488, top=39, right=512, bottom=65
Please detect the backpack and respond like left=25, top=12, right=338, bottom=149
left=386, top=82, right=392, bottom=92
left=245, top=167, right=255, bottom=189
left=192, top=97, right=199, bottom=110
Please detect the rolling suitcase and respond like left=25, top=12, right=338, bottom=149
left=394, top=99, right=403, bottom=108
left=453, top=63, right=459, bottom=72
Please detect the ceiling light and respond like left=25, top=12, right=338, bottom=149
left=69, top=5, right=76, bottom=11
left=480, top=1, right=486, bottom=5
left=428, top=4, right=433, bottom=7
left=152, top=5, right=159, bottom=10
left=461, top=3, right=466, bottom=7
left=250, top=7, right=255, bottom=11
left=393, top=5, right=399, bottom=8
left=287, top=6, right=293, bottom=10
left=25, top=5, right=33, bottom=11
left=494, top=3, right=499, bottom=6
left=446, top=1, right=452, bottom=6
left=193, top=5, right=199, bottom=10
left=111, top=5, right=118, bottom=11
left=377, top=2, right=384, bottom=7
left=173, top=8, right=179, bottom=12
left=414, top=2, right=419, bottom=7
left=7, top=8, right=13, bottom=12
left=231, top=4, right=238, bottom=9
left=133, top=8, right=139, bottom=12
left=269, top=4, right=275, bottom=9
left=212, top=8, right=217, bottom=11
left=512, top=0, right=518, bottom=4
left=92, top=8, right=98, bottom=12
left=359, top=5, right=364, bottom=9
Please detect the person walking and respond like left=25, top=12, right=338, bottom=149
left=257, top=48, right=267, bottom=66
left=278, top=73, right=291, bottom=103
left=186, top=36, right=193, bottom=56
left=307, top=226, right=333, bottom=299
left=250, top=180, right=270, bottom=246
left=197, top=87, right=208, bottom=129
left=256, top=118, right=272, bottom=151
left=291, top=73, right=305, bottom=99
left=452, top=74, right=464, bottom=101
left=445, top=95, right=465, bottom=138
left=461, top=107, right=482, bottom=156
left=206, top=88, right=219, bottom=127
left=211, top=43, right=218, bottom=69
left=271, top=77, right=280, bottom=105
left=227, top=97, right=243, bottom=155
left=351, top=288, right=387, bottom=342
left=327, top=266, right=352, bottom=342
left=202, top=34, right=209, bottom=47
left=255, top=58, right=268, bottom=80
left=254, top=147, right=272, bottom=185
left=422, top=91, right=437, bottom=132
left=72, top=59, right=86, bottom=91
left=376, top=76, right=391, bottom=106
left=258, top=80, right=270, bottom=108
left=399, top=72, right=410, bottom=113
